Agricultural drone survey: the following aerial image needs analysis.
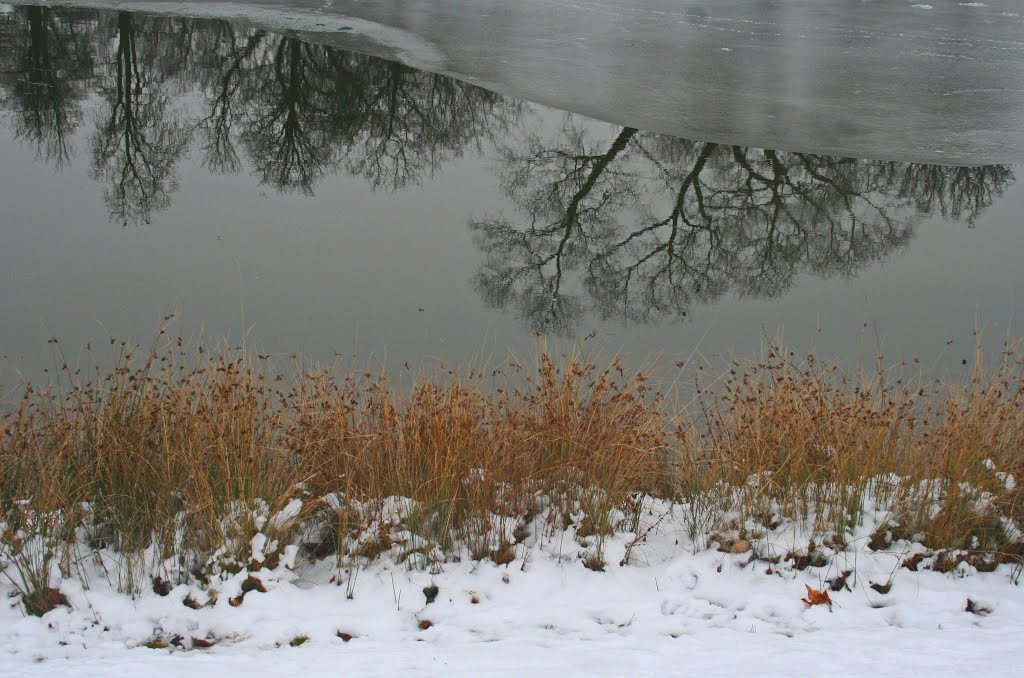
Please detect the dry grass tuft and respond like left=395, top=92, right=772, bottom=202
left=1, top=334, right=1022, bottom=611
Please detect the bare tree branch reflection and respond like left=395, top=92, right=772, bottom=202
left=471, top=118, right=1015, bottom=334
left=0, top=6, right=521, bottom=220
left=0, top=6, right=96, bottom=168
left=88, top=12, right=191, bottom=225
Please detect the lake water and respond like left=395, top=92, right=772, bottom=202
left=1, top=4, right=1022, bottom=385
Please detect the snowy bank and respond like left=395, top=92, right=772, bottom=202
left=2, top=495, right=1022, bottom=677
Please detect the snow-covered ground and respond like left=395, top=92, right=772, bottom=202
left=2, top=499, right=1022, bottom=677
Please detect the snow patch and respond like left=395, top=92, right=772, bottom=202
left=2, top=493, right=1024, bottom=675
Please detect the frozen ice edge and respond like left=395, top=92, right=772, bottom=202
left=15, top=0, right=1024, bottom=166
left=26, top=0, right=446, bottom=69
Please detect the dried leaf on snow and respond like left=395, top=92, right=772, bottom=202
left=801, top=585, right=833, bottom=611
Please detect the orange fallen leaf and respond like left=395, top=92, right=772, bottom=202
left=801, top=584, right=833, bottom=611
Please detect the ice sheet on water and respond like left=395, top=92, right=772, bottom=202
left=12, top=0, right=1022, bottom=164
left=46, top=0, right=446, bottom=68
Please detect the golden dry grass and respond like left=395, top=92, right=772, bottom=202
left=1, top=335, right=1022, bottom=611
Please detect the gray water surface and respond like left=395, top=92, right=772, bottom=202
left=0, top=5, right=1021, bottom=386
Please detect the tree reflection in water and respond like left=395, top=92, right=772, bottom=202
left=89, top=12, right=192, bottom=225
left=470, top=121, right=1014, bottom=334
left=0, top=6, right=1015, bottom=332
left=0, top=6, right=95, bottom=168
left=0, top=6, right=520, bottom=220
